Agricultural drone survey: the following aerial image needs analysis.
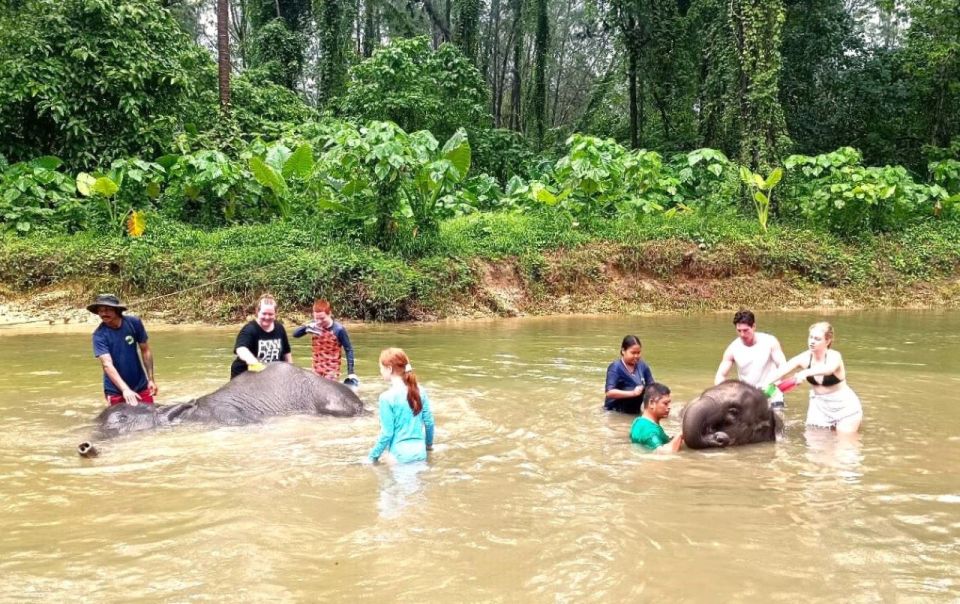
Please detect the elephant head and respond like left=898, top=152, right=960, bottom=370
left=681, top=380, right=780, bottom=449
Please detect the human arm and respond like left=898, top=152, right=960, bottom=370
left=233, top=323, right=261, bottom=367
left=138, top=342, right=157, bottom=395
left=642, top=362, right=654, bottom=385
left=794, top=350, right=844, bottom=382
left=292, top=324, right=310, bottom=338
left=336, top=325, right=356, bottom=376
left=714, top=344, right=736, bottom=384
left=421, top=391, right=435, bottom=451
left=767, top=352, right=808, bottom=384
left=605, top=363, right=643, bottom=400
left=770, top=336, right=787, bottom=369
left=280, top=325, right=292, bottom=364
left=369, top=398, right=395, bottom=462
left=98, top=354, right=141, bottom=405
left=235, top=346, right=260, bottom=366
left=630, top=418, right=678, bottom=452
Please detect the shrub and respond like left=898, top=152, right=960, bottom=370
left=338, top=37, right=488, bottom=139
left=781, top=147, right=946, bottom=236
left=0, top=0, right=213, bottom=168
left=0, top=156, right=86, bottom=233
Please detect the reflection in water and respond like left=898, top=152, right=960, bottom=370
left=803, top=428, right=864, bottom=480
left=1, top=311, right=959, bottom=601
left=374, top=462, right=428, bottom=520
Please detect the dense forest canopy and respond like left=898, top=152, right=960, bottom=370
left=1, top=0, right=957, bottom=169
left=0, top=0, right=957, bottom=249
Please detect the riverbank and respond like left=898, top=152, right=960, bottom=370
left=2, top=211, right=959, bottom=328
left=3, top=271, right=958, bottom=333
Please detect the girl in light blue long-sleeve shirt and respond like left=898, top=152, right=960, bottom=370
left=369, top=348, right=435, bottom=464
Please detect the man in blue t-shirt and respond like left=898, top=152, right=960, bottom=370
left=88, top=294, right=156, bottom=406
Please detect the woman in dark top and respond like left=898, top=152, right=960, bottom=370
left=768, top=321, right=862, bottom=432
left=604, top=335, right=655, bottom=414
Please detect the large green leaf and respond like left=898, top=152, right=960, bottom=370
left=76, top=172, right=96, bottom=196
left=442, top=128, right=471, bottom=181
left=764, top=167, right=783, bottom=190
left=282, top=144, right=314, bottom=179
left=265, top=145, right=292, bottom=171
left=91, top=176, right=119, bottom=197
left=155, top=154, right=180, bottom=170
left=32, top=156, right=63, bottom=171
left=250, top=157, right=287, bottom=197
left=317, top=198, right=347, bottom=212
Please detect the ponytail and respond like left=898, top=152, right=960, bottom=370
left=379, top=347, right=422, bottom=415
left=403, top=371, right=422, bottom=415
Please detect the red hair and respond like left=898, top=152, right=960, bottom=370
left=379, top=347, right=422, bottom=415
left=313, top=299, right=332, bottom=313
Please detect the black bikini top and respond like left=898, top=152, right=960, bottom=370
left=807, top=355, right=842, bottom=386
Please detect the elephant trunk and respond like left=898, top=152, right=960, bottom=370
left=77, top=441, right=99, bottom=458
left=681, top=397, right=724, bottom=450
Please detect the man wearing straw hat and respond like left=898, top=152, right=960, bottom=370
left=87, top=293, right=157, bottom=406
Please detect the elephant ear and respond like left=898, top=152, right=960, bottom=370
left=164, top=402, right=197, bottom=422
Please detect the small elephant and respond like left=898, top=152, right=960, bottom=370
left=79, top=362, right=364, bottom=456
left=681, top=380, right=782, bottom=449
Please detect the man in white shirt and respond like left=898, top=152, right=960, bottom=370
left=715, top=310, right=787, bottom=408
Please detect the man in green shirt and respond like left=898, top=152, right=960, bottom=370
left=630, top=382, right=683, bottom=452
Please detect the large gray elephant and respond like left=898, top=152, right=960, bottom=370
left=78, top=362, right=364, bottom=457
left=681, top=380, right=782, bottom=449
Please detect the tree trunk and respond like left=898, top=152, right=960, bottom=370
left=626, top=17, right=638, bottom=148
left=362, top=0, right=377, bottom=57
left=550, top=0, right=573, bottom=127
left=509, top=0, right=523, bottom=131
left=217, top=0, right=231, bottom=111
left=489, top=0, right=502, bottom=126
left=531, top=0, right=549, bottom=146
left=318, top=0, right=345, bottom=104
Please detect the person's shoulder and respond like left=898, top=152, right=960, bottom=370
left=757, top=332, right=780, bottom=344
left=379, top=385, right=404, bottom=404
left=606, top=359, right=622, bottom=372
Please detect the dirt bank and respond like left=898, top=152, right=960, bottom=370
left=3, top=246, right=959, bottom=333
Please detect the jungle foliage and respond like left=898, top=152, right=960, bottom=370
left=1, top=0, right=960, bottom=315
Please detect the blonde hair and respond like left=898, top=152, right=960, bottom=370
left=379, top=347, right=422, bottom=415
left=256, top=294, right=277, bottom=312
left=809, top=321, right=834, bottom=347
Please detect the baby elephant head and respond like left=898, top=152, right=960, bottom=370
left=681, top=381, right=780, bottom=449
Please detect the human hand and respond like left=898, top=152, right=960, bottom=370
left=147, top=380, right=158, bottom=396
left=634, top=385, right=644, bottom=395
left=248, top=362, right=266, bottom=373
left=360, top=456, right=376, bottom=465
left=121, top=388, right=141, bottom=406
left=344, top=374, right=360, bottom=388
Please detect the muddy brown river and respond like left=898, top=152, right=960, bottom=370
left=1, top=310, right=958, bottom=601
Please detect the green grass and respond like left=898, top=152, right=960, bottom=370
left=2, top=211, right=959, bottom=321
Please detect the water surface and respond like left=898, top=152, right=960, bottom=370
left=1, top=311, right=958, bottom=601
